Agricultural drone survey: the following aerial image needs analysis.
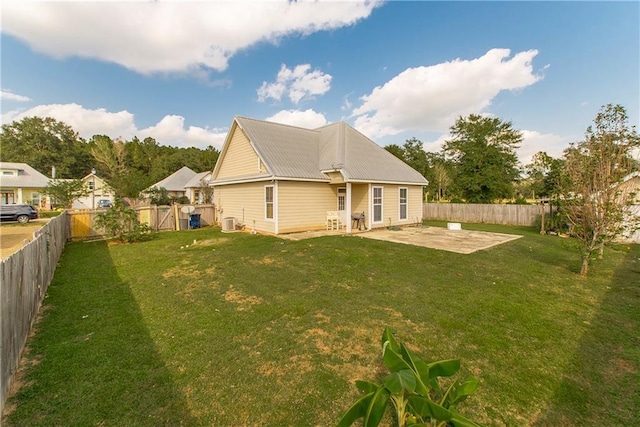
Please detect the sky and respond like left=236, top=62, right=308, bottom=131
left=1, top=0, right=638, bottom=166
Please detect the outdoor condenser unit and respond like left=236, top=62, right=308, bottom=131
left=221, top=217, right=236, bottom=232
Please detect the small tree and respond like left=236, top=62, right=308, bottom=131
left=339, top=327, right=480, bottom=427
left=44, top=179, right=88, bottom=208
left=94, top=199, right=152, bottom=243
left=144, top=187, right=172, bottom=205
left=562, top=104, right=639, bottom=276
left=443, top=115, right=522, bottom=203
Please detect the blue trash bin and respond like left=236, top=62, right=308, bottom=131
left=189, top=213, right=201, bottom=229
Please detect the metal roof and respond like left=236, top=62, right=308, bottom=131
left=235, top=117, right=326, bottom=180
left=184, top=171, right=212, bottom=188
left=227, top=117, right=428, bottom=185
left=148, top=166, right=197, bottom=191
left=0, top=162, right=51, bottom=188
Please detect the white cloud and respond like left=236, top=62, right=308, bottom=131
left=258, top=64, right=332, bottom=104
left=353, top=48, right=544, bottom=139
left=1, top=89, right=31, bottom=102
left=140, top=115, right=227, bottom=148
left=1, top=103, right=227, bottom=149
left=2, top=1, right=379, bottom=75
left=265, top=109, right=328, bottom=129
left=518, top=130, right=569, bottom=165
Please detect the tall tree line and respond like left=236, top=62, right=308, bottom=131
left=0, top=116, right=219, bottom=198
left=386, top=114, right=522, bottom=203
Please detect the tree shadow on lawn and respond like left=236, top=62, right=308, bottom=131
left=2, top=241, right=196, bottom=426
left=533, top=245, right=640, bottom=426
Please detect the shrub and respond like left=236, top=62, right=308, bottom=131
left=94, top=200, right=152, bottom=243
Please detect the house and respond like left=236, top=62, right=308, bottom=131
left=617, top=172, right=640, bottom=243
left=0, top=162, right=50, bottom=207
left=211, top=116, right=428, bottom=235
left=184, top=171, right=214, bottom=204
left=145, top=166, right=197, bottom=200
left=71, top=172, right=116, bottom=209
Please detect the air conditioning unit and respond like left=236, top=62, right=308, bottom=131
left=221, top=217, right=236, bottom=232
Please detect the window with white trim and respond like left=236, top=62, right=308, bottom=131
left=399, top=187, right=408, bottom=220
left=373, top=186, right=383, bottom=223
left=265, top=185, right=274, bottom=220
left=337, top=187, right=346, bottom=211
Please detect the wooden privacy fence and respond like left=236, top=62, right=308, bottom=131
left=423, top=203, right=546, bottom=226
left=1, top=213, right=70, bottom=414
left=68, top=204, right=216, bottom=240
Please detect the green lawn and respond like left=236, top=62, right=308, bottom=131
left=3, top=223, right=639, bottom=426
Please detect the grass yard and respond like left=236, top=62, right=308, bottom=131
left=3, top=223, right=639, bottom=426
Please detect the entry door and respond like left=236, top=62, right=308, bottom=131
left=337, top=187, right=346, bottom=225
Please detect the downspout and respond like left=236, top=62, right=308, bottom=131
left=274, top=180, right=279, bottom=235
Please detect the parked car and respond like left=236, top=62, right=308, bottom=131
left=0, top=204, right=39, bottom=224
left=97, top=199, right=113, bottom=208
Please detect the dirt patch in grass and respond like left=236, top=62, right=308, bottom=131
left=163, top=262, right=215, bottom=280
left=223, top=286, right=263, bottom=310
left=192, top=238, right=231, bottom=247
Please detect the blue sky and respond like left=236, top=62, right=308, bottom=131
left=1, top=1, right=638, bottom=165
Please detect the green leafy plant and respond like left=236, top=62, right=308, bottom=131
left=338, top=327, right=481, bottom=427
left=94, top=200, right=152, bottom=243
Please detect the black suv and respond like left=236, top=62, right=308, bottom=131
left=0, top=204, right=39, bottom=224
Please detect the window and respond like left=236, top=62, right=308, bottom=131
left=399, top=188, right=408, bottom=220
left=373, top=187, right=383, bottom=223
left=31, top=192, right=41, bottom=206
left=87, top=181, right=95, bottom=190
left=1, top=192, right=15, bottom=204
left=337, top=187, right=346, bottom=211
left=265, top=185, right=274, bottom=219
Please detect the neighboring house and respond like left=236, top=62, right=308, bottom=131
left=617, top=172, right=640, bottom=243
left=72, top=173, right=116, bottom=209
left=145, top=166, right=197, bottom=200
left=0, top=162, right=50, bottom=207
left=184, top=171, right=214, bottom=204
left=211, top=116, right=428, bottom=235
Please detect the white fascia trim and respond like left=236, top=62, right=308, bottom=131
left=346, top=179, right=428, bottom=186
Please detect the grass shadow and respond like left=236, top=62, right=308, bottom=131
left=533, top=244, right=640, bottom=425
left=2, top=240, right=196, bottom=426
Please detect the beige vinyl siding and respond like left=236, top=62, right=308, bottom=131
left=350, top=184, right=369, bottom=217
left=214, top=182, right=275, bottom=234
left=326, top=171, right=344, bottom=184
left=216, top=126, right=267, bottom=180
left=278, top=181, right=336, bottom=233
left=371, top=184, right=423, bottom=229
left=408, top=186, right=423, bottom=223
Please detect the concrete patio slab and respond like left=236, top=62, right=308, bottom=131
left=279, top=226, right=522, bottom=254
left=360, top=226, right=522, bottom=254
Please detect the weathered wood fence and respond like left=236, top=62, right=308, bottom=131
left=423, top=203, right=546, bottom=226
left=1, top=213, right=70, bottom=415
left=1, top=204, right=217, bottom=413
left=68, top=204, right=216, bottom=240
